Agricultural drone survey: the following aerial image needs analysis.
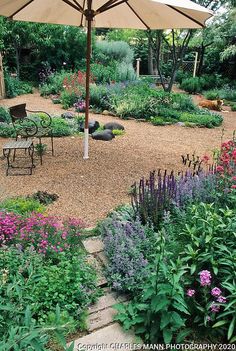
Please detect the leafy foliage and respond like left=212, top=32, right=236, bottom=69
left=0, top=197, right=45, bottom=215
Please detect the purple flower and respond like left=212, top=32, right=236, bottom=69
left=199, top=270, right=212, bottom=286
left=211, top=287, right=222, bottom=297
left=206, top=316, right=211, bottom=321
left=187, top=289, right=196, bottom=297
left=217, top=296, right=227, bottom=304
left=210, top=303, right=220, bottom=313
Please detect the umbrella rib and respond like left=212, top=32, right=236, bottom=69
left=126, top=2, right=150, bottom=29
left=96, top=0, right=120, bottom=14
left=62, top=0, right=83, bottom=13
left=97, top=0, right=128, bottom=14
left=9, top=0, right=35, bottom=18
left=72, top=0, right=84, bottom=12
left=80, top=0, right=86, bottom=26
left=167, top=5, right=204, bottom=28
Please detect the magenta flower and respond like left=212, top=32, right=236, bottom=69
left=187, top=289, right=196, bottom=297
left=199, top=270, right=212, bottom=286
left=211, top=287, right=222, bottom=297
left=217, top=296, right=227, bottom=304
left=210, top=303, right=220, bottom=313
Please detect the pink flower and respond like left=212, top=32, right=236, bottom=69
left=216, top=166, right=224, bottom=173
left=232, top=185, right=236, bottom=189
left=187, top=289, right=196, bottom=297
left=232, top=176, right=236, bottom=181
left=217, top=296, right=227, bottom=304
left=206, top=316, right=211, bottom=321
left=211, top=287, right=222, bottom=297
left=199, top=270, right=212, bottom=286
left=210, top=303, right=220, bottom=313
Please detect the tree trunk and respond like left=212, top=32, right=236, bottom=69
left=197, top=44, right=205, bottom=76
left=14, top=42, right=20, bottom=79
left=148, top=34, right=154, bottom=75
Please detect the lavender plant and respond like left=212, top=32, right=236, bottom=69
left=131, top=170, right=177, bottom=230
left=131, top=170, right=217, bottom=230
left=101, top=214, right=156, bottom=293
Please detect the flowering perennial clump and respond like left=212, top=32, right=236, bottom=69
left=74, top=99, right=86, bottom=112
left=187, top=270, right=227, bottom=318
left=216, top=138, right=236, bottom=190
left=0, top=211, right=85, bottom=255
left=199, top=270, right=212, bottom=286
left=0, top=212, right=21, bottom=245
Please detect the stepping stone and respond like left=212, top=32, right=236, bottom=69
left=69, top=323, right=137, bottom=350
left=83, top=238, right=104, bottom=253
left=88, top=307, right=116, bottom=331
left=104, top=122, right=125, bottom=131
left=97, top=252, right=108, bottom=266
left=88, top=292, right=117, bottom=314
left=85, top=255, right=107, bottom=287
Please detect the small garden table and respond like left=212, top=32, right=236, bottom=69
left=3, top=139, right=35, bottom=176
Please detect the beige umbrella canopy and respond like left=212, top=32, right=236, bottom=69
left=0, top=0, right=213, bottom=159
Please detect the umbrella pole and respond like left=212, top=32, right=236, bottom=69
left=84, top=9, right=92, bottom=160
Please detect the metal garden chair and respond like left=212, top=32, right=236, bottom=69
left=9, top=103, right=54, bottom=165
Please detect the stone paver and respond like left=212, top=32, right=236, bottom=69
left=70, top=323, right=137, bottom=350
left=89, top=292, right=117, bottom=314
left=86, top=255, right=107, bottom=287
left=97, top=251, right=108, bottom=266
left=88, top=307, right=116, bottom=331
left=83, top=237, right=104, bottom=253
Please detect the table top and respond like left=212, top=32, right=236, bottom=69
left=3, top=139, right=33, bottom=150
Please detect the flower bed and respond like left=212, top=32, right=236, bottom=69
left=0, top=209, right=100, bottom=349
left=101, top=138, right=236, bottom=344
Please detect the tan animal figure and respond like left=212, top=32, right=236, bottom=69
left=199, top=99, right=224, bottom=111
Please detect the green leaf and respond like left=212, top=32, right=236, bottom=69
left=151, top=296, right=169, bottom=312
left=171, top=312, right=185, bottom=328
left=114, top=303, right=126, bottom=313
left=176, top=329, right=191, bottom=342
left=163, top=328, right=173, bottom=343
left=228, top=316, right=236, bottom=341
left=213, top=320, right=228, bottom=328
left=173, top=301, right=190, bottom=315
left=160, top=312, right=171, bottom=330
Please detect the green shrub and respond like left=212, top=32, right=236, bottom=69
left=180, top=77, right=205, bottom=94
left=39, top=70, right=71, bottom=96
left=0, top=197, right=45, bottom=215
left=150, top=116, right=170, bottom=126
left=4, top=73, right=33, bottom=98
left=180, top=111, right=223, bottom=128
left=95, top=40, right=134, bottom=64
left=231, top=104, right=236, bottom=111
left=0, top=123, right=16, bottom=138
left=0, top=247, right=100, bottom=342
left=203, top=90, right=220, bottom=100
left=112, top=129, right=125, bottom=136
left=0, top=107, right=11, bottom=123
left=157, top=106, right=181, bottom=120
left=60, top=90, right=78, bottom=109
left=91, top=62, right=117, bottom=83
left=203, top=86, right=236, bottom=102
left=180, top=75, right=224, bottom=94
left=51, top=117, right=73, bottom=136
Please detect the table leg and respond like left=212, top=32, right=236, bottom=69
left=3, top=148, right=11, bottom=176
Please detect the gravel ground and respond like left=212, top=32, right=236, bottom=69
left=0, top=92, right=235, bottom=226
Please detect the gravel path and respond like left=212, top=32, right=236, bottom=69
left=0, top=92, right=235, bottom=226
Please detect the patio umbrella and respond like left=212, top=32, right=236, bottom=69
left=0, top=0, right=213, bottom=159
